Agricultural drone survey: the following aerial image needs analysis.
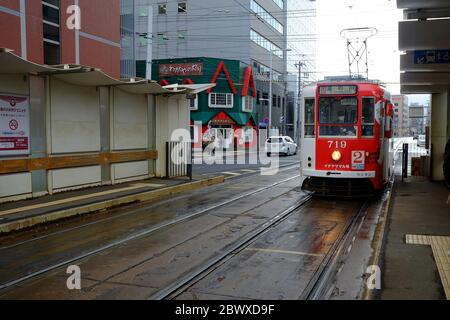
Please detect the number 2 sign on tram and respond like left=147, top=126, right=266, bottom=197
left=352, top=151, right=365, bottom=170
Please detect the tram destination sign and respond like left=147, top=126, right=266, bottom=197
left=414, top=50, right=450, bottom=64
left=319, top=85, right=357, bottom=95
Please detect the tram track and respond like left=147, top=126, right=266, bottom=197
left=0, top=171, right=302, bottom=292
left=149, top=194, right=314, bottom=300
left=0, top=163, right=300, bottom=251
left=301, top=202, right=369, bottom=300
left=153, top=199, right=369, bottom=301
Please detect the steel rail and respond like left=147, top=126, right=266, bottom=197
left=148, top=194, right=314, bottom=300
left=0, top=174, right=302, bottom=291
left=300, top=201, right=369, bottom=300
left=0, top=164, right=299, bottom=251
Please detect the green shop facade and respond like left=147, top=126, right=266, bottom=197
left=152, top=57, right=258, bottom=150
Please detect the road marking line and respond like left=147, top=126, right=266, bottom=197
left=245, top=247, right=324, bottom=257
left=240, top=169, right=257, bottom=173
left=406, top=234, right=450, bottom=300
left=221, top=171, right=242, bottom=176
left=0, top=183, right=155, bottom=217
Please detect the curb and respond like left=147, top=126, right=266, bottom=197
left=0, top=176, right=225, bottom=234
left=363, top=178, right=396, bottom=300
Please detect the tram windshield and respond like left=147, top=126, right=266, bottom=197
left=318, top=97, right=358, bottom=137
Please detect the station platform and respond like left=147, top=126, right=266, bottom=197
left=380, top=176, right=450, bottom=300
left=0, top=175, right=224, bottom=235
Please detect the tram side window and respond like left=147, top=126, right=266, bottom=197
left=362, top=97, right=375, bottom=137
left=304, top=98, right=315, bottom=137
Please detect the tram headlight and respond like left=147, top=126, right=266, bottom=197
left=331, top=150, right=342, bottom=162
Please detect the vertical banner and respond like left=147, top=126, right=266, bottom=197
left=0, top=95, right=30, bottom=156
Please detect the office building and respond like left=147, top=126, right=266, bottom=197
left=120, top=0, right=153, bottom=78
left=392, top=95, right=409, bottom=137
left=0, top=0, right=121, bottom=78
left=149, top=0, right=288, bottom=130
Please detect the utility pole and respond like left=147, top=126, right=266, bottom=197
left=294, top=60, right=305, bottom=144
left=269, top=48, right=291, bottom=137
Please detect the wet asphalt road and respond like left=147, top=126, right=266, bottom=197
left=0, top=165, right=361, bottom=300
left=174, top=199, right=362, bottom=300
left=193, top=153, right=300, bottom=176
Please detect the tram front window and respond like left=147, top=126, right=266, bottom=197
left=318, top=97, right=358, bottom=137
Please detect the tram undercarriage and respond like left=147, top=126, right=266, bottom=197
left=302, top=176, right=377, bottom=198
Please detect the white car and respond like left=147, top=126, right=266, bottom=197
left=266, top=136, right=298, bottom=157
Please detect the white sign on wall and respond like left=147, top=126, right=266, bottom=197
left=0, top=95, right=30, bottom=156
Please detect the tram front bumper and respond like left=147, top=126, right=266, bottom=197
left=301, top=169, right=376, bottom=179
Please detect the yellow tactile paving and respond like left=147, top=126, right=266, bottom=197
left=405, top=234, right=431, bottom=245
left=406, top=234, right=450, bottom=300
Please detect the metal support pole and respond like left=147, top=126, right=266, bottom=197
left=402, top=143, right=409, bottom=182
left=269, top=50, right=273, bottom=135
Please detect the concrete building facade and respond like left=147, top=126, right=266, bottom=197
left=148, top=0, right=288, bottom=131
left=120, top=0, right=153, bottom=78
left=0, top=0, right=121, bottom=78
left=409, top=102, right=431, bottom=137
left=392, top=95, right=409, bottom=137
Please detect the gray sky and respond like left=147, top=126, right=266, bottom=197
left=316, top=0, right=402, bottom=93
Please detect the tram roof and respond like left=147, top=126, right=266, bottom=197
left=318, top=77, right=386, bottom=87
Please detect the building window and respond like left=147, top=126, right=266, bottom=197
left=250, top=30, right=283, bottom=58
left=256, top=91, right=261, bottom=105
left=138, top=6, right=149, bottom=17
left=157, top=33, right=169, bottom=44
left=43, top=0, right=61, bottom=65
left=158, top=3, right=167, bottom=14
left=138, top=36, right=148, bottom=47
left=188, top=94, right=198, bottom=111
left=178, top=2, right=187, bottom=13
left=262, top=92, right=269, bottom=106
left=250, top=0, right=284, bottom=34
left=272, top=0, right=284, bottom=9
left=209, top=93, right=234, bottom=108
left=242, top=96, right=254, bottom=113
left=252, top=60, right=282, bottom=81
left=178, top=30, right=187, bottom=41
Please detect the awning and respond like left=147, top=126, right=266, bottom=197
left=190, top=112, right=256, bottom=127
left=163, top=83, right=216, bottom=94
left=0, top=48, right=81, bottom=74
left=0, top=48, right=215, bottom=96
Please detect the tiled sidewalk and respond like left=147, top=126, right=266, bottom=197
left=380, top=177, right=450, bottom=300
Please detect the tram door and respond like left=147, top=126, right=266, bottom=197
left=211, top=125, right=233, bottom=149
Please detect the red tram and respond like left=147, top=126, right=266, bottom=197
left=300, top=80, right=394, bottom=197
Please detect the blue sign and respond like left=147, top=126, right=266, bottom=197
left=263, top=118, right=270, bottom=124
left=414, top=50, right=450, bottom=64
left=259, top=122, right=267, bottom=128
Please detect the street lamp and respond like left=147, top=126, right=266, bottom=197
left=268, top=48, right=291, bottom=136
